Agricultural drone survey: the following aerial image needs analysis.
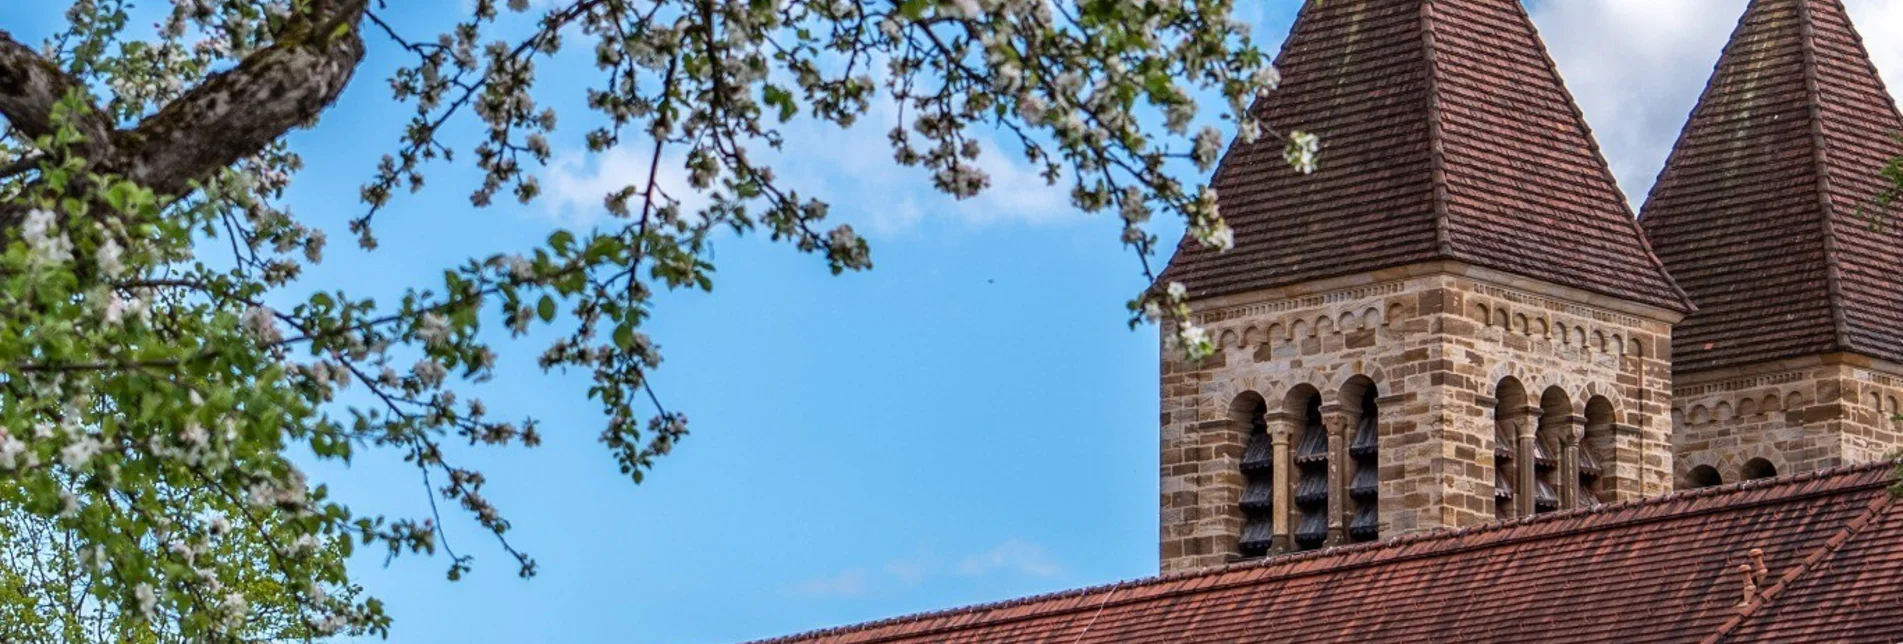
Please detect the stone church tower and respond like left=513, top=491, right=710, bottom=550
left=1155, top=0, right=1693, bottom=573
left=1642, top=0, right=1903, bottom=486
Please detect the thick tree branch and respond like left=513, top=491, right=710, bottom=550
left=104, top=0, right=373, bottom=195
left=0, top=30, right=112, bottom=151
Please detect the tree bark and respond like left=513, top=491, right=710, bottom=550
left=0, top=0, right=371, bottom=202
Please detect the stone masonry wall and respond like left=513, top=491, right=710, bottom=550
left=1674, top=355, right=1903, bottom=485
left=1160, top=264, right=1677, bottom=574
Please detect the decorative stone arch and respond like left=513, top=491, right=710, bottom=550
left=1572, top=326, right=1587, bottom=347
left=1314, top=315, right=1335, bottom=336
left=1207, top=376, right=1275, bottom=424
left=1361, top=307, right=1381, bottom=330
left=1493, top=307, right=1510, bottom=329
left=1714, top=401, right=1734, bottom=423
left=1760, top=394, right=1781, bottom=413
left=1228, top=390, right=1273, bottom=557
left=1784, top=390, right=1809, bottom=412
left=1514, top=313, right=1529, bottom=334
left=1242, top=325, right=1263, bottom=349
left=1579, top=396, right=1618, bottom=504
left=1593, top=330, right=1608, bottom=353
left=1283, top=383, right=1330, bottom=551
left=1473, top=302, right=1491, bottom=324
left=1338, top=375, right=1382, bottom=543
left=1734, top=444, right=1787, bottom=482
left=1737, top=397, right=1758, bottom=417
left=1553, top=321, right=1570, bottom=345
left=1678, top=450, right=1725, bottom=489
left=1688, top=405, right=1710, bottom=425
left=1578, top=381, right=1632, bottom=424
left=1492, top=376, right=1532, bottom=519
left=1225, top=391, right=1270, bottom=448
left=1290, top=319, right=1309, bottom=340
left=1337, top=311, right=1358, bottom=331
left=1533, top=317, right=1549, bottom=338
left=1219, top=328, right=1241, bottom=350
left=1384, top=302, right=1405, bottom=328
left=1268, top=323, right=1286, bottom=344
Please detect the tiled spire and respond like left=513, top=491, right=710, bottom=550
left=1163, top=0, right=1688, bottom=313
left=1640, top=0, right=1903, bottom=371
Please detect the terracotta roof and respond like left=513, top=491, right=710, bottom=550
left=1160, top=0, right=1689, bottom=313
left=1639, top=0, right=1903, bottom=371
left=747, top=463, right=1902, bottom=644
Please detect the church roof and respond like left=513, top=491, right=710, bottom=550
left=1159, top=0, right=1689, bottom=313
left=748, top=463, right=1903, bottom=644
left=1640, top=0, right=1903, bottom=372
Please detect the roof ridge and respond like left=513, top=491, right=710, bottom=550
left=1794, top=0, right=1858, bottom=356
left=1700, top=477, right=1897, bottom=644
left=1419, top=0, right=1454, bottom=258
left=1511, top=0, right=1692, bottom=311
left=743, top=461, right=1898, bottom=644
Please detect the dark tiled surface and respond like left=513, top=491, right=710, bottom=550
left=748, top=465, right=1900, bottom=644
left=1160, top=0, right=1687, bottom=312
left=1641, top=0, right=1903, bottom=371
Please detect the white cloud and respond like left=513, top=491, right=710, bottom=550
left=786, top=539, right=1060, bottom=599
left=537, top=94, right=1073, bottom=236
left=1532, top=0, right=1903, bottom=206
left=956, top=538, right=1062, bottom=579
left=540, top=146, right=707, bottom=227
left=789, top=568, right=869, bottom=598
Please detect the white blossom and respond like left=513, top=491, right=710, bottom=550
left=413, top=358, right=447, bottom=388
left=21, top=209, right=73, bottom=266
left=417, top=312, right=451, bottom=347
left=241, top=306, right=282, bottom=344
left=97, top=237, right=125, bottom=277
left=135, top=583, right=158, bottom=619
left=1284, top=130, right=1321, bottom=175
left=1254, top=64, right=1282, bottom=94
left=1192, top=126, right=1224, bottom=170
left=61, top=434, right=102, bottom=469
left=0, top=429, right=26, bottom=470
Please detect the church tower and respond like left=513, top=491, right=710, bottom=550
left=1156, top=0, right=1692, bottom=572
left=1642, top=0, right=1903, bottom=487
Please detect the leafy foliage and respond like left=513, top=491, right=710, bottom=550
left=0, top=0, right=1311, bottom=638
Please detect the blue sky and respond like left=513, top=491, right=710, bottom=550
left=7, top=1, right=1903, bottom=643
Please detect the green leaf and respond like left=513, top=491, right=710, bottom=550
left=536, top=295, right=556, bottom=322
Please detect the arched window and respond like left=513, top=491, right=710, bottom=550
left=1344, top=378, right=1379, bottom=543
left=1688, top=465, right=1722, bottom=488
left=1492, top=378, right=1527, bottom=521
left=1234, top=393, right=1274, bottom=557
left=1291, top=388, right=1329, bottom=551
left=1579, top=397, right=1615, bottom=507
left=1533, top=387, right=1569, bottom=514
left=1741, top=458, right=1778, bottom=481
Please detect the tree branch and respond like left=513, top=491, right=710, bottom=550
left=103, top=0, right=373, bottom=195
left=0, top=29, right=112, bottom=152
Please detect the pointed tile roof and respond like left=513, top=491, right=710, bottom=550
left=1640, top=0, right=1903, bottom=371
left=1161, top=0, right=1689, bottom=313
left=748, top=463, right=1903, bottom=644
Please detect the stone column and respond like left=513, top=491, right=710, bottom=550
left=1265, top=411, right=1296, bottom=552
left=1515, top=407, right=1540, bottom=517
left=1552, top=414, right=1585, bottom=509
left=1321, top=403, right=1348, bottom=545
